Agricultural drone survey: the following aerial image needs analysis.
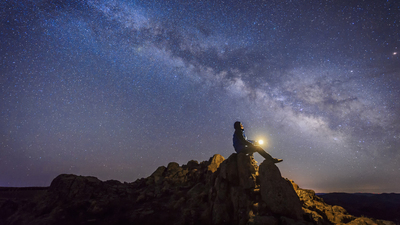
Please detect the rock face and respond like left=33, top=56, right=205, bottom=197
left=259, top=159, right=303, bottom=220
left=0, top=153, right=391, bottom=225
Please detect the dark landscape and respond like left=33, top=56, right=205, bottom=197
left=319, top=193, right=400, bottom=224
left=0, top=153, right=397, bottom=225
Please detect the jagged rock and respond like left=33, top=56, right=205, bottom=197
left=185, top=160, right=200, bottom=170
left=218, top=153, right=239, bottom=185
left=150, top=166, right=166, bottom=184
left=291, top=180, right=373, bottom=225
left=0, top=153, right=387, bottom=225
left=259, top=159, right=304, bottom=220
left=237, top=153, right=258, bottom=189
left=208, top=154, right=225, bottom=173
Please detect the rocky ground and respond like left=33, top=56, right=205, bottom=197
left=0, top=153, right=396, bottom=225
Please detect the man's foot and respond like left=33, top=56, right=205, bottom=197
left=273, top=158, right=283, bottom=163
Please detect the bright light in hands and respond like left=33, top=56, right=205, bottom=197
left=258, top=140, right=264, bottom=145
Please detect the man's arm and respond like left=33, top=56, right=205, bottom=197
left=235, top=130, right=254, bottom=146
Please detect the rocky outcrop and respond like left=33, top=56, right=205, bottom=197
left=259, top=159, right=303, bottom=221
left=291, top=181, right=355, bottom=225
left=0, top=153, right=391, bottom=225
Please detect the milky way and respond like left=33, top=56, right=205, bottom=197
left=1, top=0, right=399, bottom=192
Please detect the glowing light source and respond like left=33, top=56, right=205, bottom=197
left=258, top=140, right=264, bottom=145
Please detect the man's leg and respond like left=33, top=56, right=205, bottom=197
left=255, top=146, right=283, bottom=163
left=254, top=146, right=273, bottom=160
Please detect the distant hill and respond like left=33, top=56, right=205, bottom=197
left=320, top=193, right=400, bottom=223
left=0, top=153, right=395, bottom=225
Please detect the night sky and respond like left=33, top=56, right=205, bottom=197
left=1, top=0, right=399, bottom=193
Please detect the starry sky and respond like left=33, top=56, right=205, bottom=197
left=1, top=0, right=399, bottom=193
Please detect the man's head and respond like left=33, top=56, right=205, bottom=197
left=234, top=121, right=244, bottom=130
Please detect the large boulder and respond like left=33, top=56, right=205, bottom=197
left=258, top=159, right=304, bottom=220
left=210, top=153, right=259, bottom=225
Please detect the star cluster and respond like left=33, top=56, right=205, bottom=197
left=1, top=0, right=399, bottom=193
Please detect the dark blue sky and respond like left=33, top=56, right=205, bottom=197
left=1, top=0, right=399, bottom=193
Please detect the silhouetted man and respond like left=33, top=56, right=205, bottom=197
left=233, top=121, right=282, bottom=163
